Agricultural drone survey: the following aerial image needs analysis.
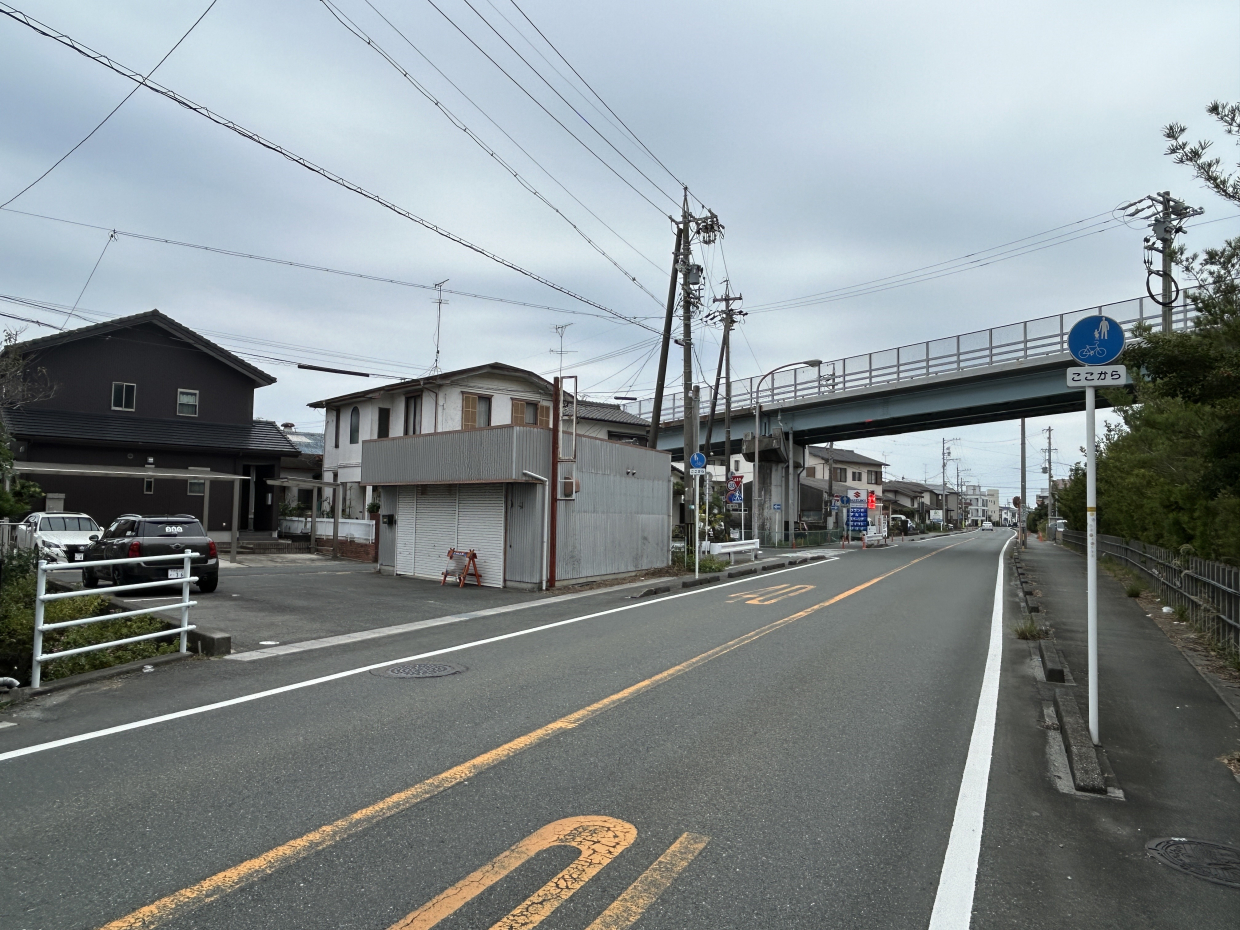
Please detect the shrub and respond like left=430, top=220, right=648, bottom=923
left=1014, top=617, right=1050, bottom=640
left=1125, top=582, right=1146, bottom=597
left=671, top=549, right=730, bottom=574
left=0, top=559, right=177, bottom=685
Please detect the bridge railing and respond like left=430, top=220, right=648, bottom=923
left=626, top=288, right=1197, bottom=426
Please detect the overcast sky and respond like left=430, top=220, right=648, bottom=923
left=2, top=0, right=1238, bottom=501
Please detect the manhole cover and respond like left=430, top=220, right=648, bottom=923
left=1146, top=837, right=1240, bottom=888
left=371, top=663, right=466, bottom=680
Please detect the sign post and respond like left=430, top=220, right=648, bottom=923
left=689, top=452, right=707, bottom=578
left=1066, top=314, right=1126, bottom=746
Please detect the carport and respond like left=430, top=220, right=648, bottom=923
left=8, top=462, right=247, bottom=562
left=264, top=476, right=342, bottom=558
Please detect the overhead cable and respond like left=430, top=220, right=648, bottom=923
left=0, top=205, right=647, bottom=324
left=504, top=0, right=691, bottom=198
left=747, top=213, right=1124, bottom=313
left=0, top=2, right=659, bottom=335
left=360, top=0, right=666, bottom=276
left=1, top=0, right=217, bottom=208
left=453, top=0, right=680, bottom=208
left=420, top=0, right=671, bottom=216
left=317, top=0, right=662, bottom=306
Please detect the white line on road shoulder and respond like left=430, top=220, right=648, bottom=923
left=927, top=533, right=1014, bottom=929
left=0, top=559, right=838, bottom=763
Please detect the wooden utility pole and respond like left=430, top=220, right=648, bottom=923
left=646, top=225, right=683, bottom=449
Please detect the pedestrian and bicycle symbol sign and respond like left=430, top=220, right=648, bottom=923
left=1067, top=315, right=1124, bottom=365
left=688, top=451, right=706, bottom=476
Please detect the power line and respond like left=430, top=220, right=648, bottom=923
left=360, top=0, right=666, bottom=276
left=1, top=0, right=217, bottom=208
left=504, top=0, right=690, bottom=199
left=747, top=212, right=1122, bottom=313
left=0, top=2, right=660, bottom=335
left=454, top=0, right=680, bottom=209
left=0, top=204, right=648, bottom=323
left=419, top=0, right=670, bottom=216
left=318, top=0, right=663, bottom=305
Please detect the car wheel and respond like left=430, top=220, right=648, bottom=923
left=196, top=575, right=218, bottom=594
left=111, top=566, right=128, bottom=588
left=82, top=569, right=99, bottom=588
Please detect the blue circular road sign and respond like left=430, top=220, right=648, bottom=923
left=1067, top=315, right=1125, bottom=365
left=689, top=451, right=706, bottom=469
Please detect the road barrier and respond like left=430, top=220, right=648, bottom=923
left=31, top=552, right=199, bottom=688
left=1061, top=530, right=1238, bottom=656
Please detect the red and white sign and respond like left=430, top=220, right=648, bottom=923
left=847, top=488, right=866, bottom=505
left=727, top=474, right=743, bottom=491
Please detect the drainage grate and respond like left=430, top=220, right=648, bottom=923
left=371, top=663, right=467, bottom=680
left=1146, top=837, right=1240, bottom=888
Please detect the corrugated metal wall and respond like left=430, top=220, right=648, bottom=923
left=379, top=486, right=397, bottom=568
left=395, top=487, right=416, bottom=574
left=457, top=484, right=505, bottom=586
left=556, top=437, right=671, bottom=582
left=361, top=426, right=551, bottom=485
left=413, top=485, right=456, bottom=578
left=506, top=482, right=543, bottom=585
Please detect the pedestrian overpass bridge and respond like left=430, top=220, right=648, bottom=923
left=627, top=289, right=1195, bottom=459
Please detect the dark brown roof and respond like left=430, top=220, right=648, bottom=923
left=10, top=309, right=276, bottom=386
left=574, top=400, right=648, bottom=427
left=1, top=408, right=298, bottom=455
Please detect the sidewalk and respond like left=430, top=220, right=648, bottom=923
left=976, top=537, right=1240, bottom=928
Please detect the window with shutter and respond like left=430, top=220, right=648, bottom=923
left=462, top=393, right=478, bottom=429
left=805, top=466, right=816, bottom=478
left=537, top=403, right=551, bottom=428
left=477, top=395, right=492, bottom=427
left=511, top=398, right=525, bottom=425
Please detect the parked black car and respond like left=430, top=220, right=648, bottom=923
left=82, top=514, right=219, bottom=593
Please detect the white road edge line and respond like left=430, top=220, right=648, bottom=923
left=927, top=532, right=1014, bottom=930
left=0, top=557, right=841, bottom=763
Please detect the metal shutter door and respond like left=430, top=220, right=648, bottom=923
left=413, top=485, right=457, bottom=579
left=395, top=487, right=417, bottom=575
left=456, top=484, right=505, bottom=588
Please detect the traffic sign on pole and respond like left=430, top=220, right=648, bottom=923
left=1067, top=315, right=1124, bottom=365
left=688, top=451, right=706, bottom=469
left=1066, top=315, right=1125, bottom=746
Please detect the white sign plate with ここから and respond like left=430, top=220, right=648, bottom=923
left=1067, top=365, right=1127, bottom=386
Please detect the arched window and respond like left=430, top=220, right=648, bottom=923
left=349, top=406, right=360, bottom=444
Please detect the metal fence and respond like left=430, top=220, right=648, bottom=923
left=32, top=552, right=199, bottom=688
left=1061, top=530, right=1239, bottom=656
left=627, top=288, right=1199, bottom=425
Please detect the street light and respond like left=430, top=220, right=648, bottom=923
left=753, top=359, right=821, bottom=545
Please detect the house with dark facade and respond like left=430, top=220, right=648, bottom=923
left=1, top=310, right=298, bottom=536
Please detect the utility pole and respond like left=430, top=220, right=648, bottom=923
left=827, top=441, right=836, bottom=534
left=1020, top=418, right=1027, bottom=548
left=646, top=226, right=683, bottom=449
left=430, top=278, right=448, bottom=374
left=1043, top=426, right=1055, bottom=522
left=705, top=284, right=744, bottom=540
left=1120, top=191, right=1203, bottom=332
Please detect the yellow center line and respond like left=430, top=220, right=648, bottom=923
left=99, top=540, right=968, bottom=930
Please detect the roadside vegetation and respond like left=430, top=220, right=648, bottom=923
left=0, top=548, right=177, bottom=686
left=1013, top=616, right=1051, bottom=640
left=1053, top=102, right=1240, bottom=565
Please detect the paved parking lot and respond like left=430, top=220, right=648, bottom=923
left=112, top=555, right=547, bottom=654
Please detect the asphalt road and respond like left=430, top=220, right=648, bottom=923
left=1, top=530, right=1196, bottom=930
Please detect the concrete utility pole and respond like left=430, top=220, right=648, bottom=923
left=646, top=226, right=683, bottom=449
left=1043, top=426, right=1055, bottom=521
left=827, top=441, right=836, bottom=532
left=1120, top=191, right=1202, bottom=331
left=1020, top=418, right=1027, bottom=548
left=705, top=284, right=744, bottom=539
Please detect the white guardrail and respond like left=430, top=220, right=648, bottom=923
left=31, top=551, right=198, bottom=688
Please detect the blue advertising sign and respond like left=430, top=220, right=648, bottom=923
left=1067, top=315, right=1124, bottom=366
left=688, top=451, right=706, bottom=469
left=847, top=508, right=868, bottom=529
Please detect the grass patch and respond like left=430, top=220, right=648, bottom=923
left=1014, top=616, right=1050, bottom=640
left=0, top=551, right=177, bottom=686
left=1125, top=582, right=1146, bottom=598
left=671, top=550, right=730, bottom=574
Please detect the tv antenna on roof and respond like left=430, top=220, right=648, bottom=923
left=430, top=279, right=448, bottom=374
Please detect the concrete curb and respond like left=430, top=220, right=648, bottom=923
left=1053, top=689, right=1107, bottom=794
left=680, top=575, right=722, bottom=589
left=0, top=651, right=196, bottom=707
left=727, top=567, right=757, bottom=578
left=638, top=585, right=672, bottom=597
left=761, top=562, right=787, bottom=572
left=1039, top=640, right=1066, bottom=683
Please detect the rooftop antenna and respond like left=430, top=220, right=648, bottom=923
left=430, top=279, right=448, bottom=374
left=551, top=323, right=575, bottom=381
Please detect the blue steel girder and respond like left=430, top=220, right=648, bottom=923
left=656, top=353, right=1119, bottom=459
